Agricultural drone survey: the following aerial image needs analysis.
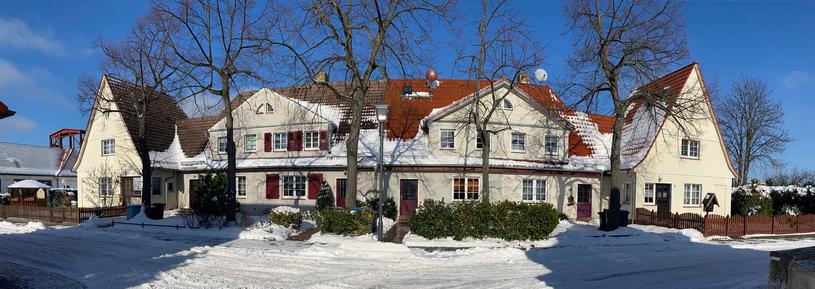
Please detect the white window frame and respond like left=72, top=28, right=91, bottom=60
left=522, top=179, right=546, bottom=202
left=217, top=137, right=227, bottom=154
left=237, top=176, right=247, bottom=198
left=644, top=183, right=655, bottom=205
left=511, top=132, right=526, bottom=152
left=244, top=134, right=257, bottom=152
left=623, top=183, right=632, bottom=204
left=282, top=175, right=306, bottom=198
left=99, top=177, right=113, bottom=196
left=544, top=135, right=559, bottom=155
left=304, top=131, right=320, bottom=150
left=440, top=129, right=455, bottom=149
left=502, top=99, right=513, bottom=110
left=256, top=103, right=273, bottom=114
left=681, top=138, right=700, bottom=159
left=133, top=176, right=142, bottom=196
left=274, top=132, right=288, bottom=151
left=684, top=184, right=701, bottom=206
left=452, top=177, right=479, bottom=201
left=101, top=139, right=116, bottom=156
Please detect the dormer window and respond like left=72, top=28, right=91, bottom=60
left=502, top=99, right=513, bottom=110
left=256, top=103, right=273, bottom=114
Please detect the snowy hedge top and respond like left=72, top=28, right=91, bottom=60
left=732, top=184, right=815, bottom=197
left=272, top=206, right=301, bottom=214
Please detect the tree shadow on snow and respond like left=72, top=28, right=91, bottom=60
left=0, top=216, right=253, bottom=289
left=525, top=222, right=780, bottom=289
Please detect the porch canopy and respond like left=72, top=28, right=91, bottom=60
left=7, top=180, right=51, bottom=206
left=8, top=180, right=52, bottom=189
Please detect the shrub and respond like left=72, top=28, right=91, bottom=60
left=410, top=200, right=559, bottom=241
left=315, top=208, right=374, bottom=235
left=731, top=187, right=772, bottom=216
left=191, top=173, right=229, bottom=228
left=362, top=197, right=397, bottom=220
left=316, top=181, right=334, bottom=211
left=269, top=206, right=302, bottom=229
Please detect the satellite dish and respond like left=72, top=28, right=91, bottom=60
left=534, top=68, right=548, bottom=82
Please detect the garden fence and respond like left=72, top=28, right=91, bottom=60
left=634, top=208, right=815, bottom=238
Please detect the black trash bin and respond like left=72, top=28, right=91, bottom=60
left=147, top=203, right=165, bottom=220
left=619, top=210, right=629, bottom=227
left=598, top=210, right=608, bottom=230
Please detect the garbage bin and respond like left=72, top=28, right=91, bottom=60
left=125, top=204, right=141, bottom=220
left=619, top=210, right=629, bottom=227
left=147, top=203, right=165, bottom=220
left=598, top=209, right=607, bottom=229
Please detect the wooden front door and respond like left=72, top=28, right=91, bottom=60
left=399, top=179, right=419, bottom=217
left=188, top=180, right=200, bottom=208
left=656, top=184, right=671, bottom=217
left=577, top=184, right=592, bottom=220
left=336, top=179, right=347, bottom=208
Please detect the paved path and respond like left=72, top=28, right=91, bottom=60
left=0, top=260, right=85, bottom=289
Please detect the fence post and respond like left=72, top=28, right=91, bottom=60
left=771, top=215, right=775, bottom=234
left=743, top=215, right=747, bottom=236
left=725, top=215, right=730, bottom=237
left=796, top=215, right=800, bottom=233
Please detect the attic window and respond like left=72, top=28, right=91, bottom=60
left=502, top=99, right=513, bottom=110
left=256, top=103, right=273, bottom=114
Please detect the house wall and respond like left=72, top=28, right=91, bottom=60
left=632, top=69, right=735, bottom=216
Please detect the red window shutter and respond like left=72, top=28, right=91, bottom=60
left=319, top=130, right=328, bottom=150
left=295, top=131, right=303, bottom=151
left=287, top=131, right=296, bottom=151
left=307, top=173, right=322, bottom=199
left=264, top=133, right=272, bottom=152
left=266, top=174, right=279, bottom=199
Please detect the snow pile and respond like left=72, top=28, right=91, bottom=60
left=0, top=221, right=47, bottom=234
left=103, top=211, right=301, bottom=241
left=240, top=221, right=296, bottom=241
left=272, top=206, right=300, bottom=214
left=732, top=184, right=815, bottom=197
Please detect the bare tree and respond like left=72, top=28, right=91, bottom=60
left=562, top=0, right=690, bottom=195
left=79, top=163, right=128, bottom=208
left=718, top=77, right=790, bottom=186
left=77, top=10, right=183, bottom=209
left=262, top=0, right=454, bottom=208
left=152, top=0, right=273, bottom=222
left=453, top=0, right=543, bottom=201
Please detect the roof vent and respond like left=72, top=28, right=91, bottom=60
left=402, top=84, right=413, bottom=95
left=519, top=72, right=531, bottom=84
left=314, top=71, right=328, bottom=83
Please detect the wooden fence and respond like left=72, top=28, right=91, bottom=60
left=635, top=208, right=815, bottom=238
left=0, top=205, right=126, bottom=224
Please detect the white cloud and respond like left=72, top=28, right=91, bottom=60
left=0, top=115, right=38, bottom=134
left=781, top=70, right=815, bottom=92
left=0, top=59, right=72, bottom=108
left=0, top=18, right=65, bottom=56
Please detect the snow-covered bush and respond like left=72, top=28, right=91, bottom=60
left=362, top=197, right=397, bottom=220
left=316, top=181, right=334, bottom=211
left=314, top=208, right=374, bottom=236
left=269, top=206, right=302, bottom=229
left=410, top=200, right=560, bottom=241
left=731, top=186, right=772, bottom=216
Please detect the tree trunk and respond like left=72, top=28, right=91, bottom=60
left=139, top=148, right=152, bottom=209
left=480, top=129, right=490, bottom=202
left=223, top=87, right=237, bottom=223
left=609, top=104, right=626, bottom=204
left=344, top=96, right=363, bottom=208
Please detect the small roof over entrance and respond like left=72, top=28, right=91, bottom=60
left=7, top=179, right=52, bottom=189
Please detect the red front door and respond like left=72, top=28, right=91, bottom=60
left=399, top=179, right=418, bottom=217
left=335, top=179, right=346, bottom=208
left=577, top=184, right=592, bottom=220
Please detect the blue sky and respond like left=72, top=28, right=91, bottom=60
left=0, top=1, right=813, bottom=176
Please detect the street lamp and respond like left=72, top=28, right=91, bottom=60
left=374, top=102, right=389, bottom=241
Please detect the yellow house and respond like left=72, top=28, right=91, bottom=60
left=74, top=63, right=735, bottom=221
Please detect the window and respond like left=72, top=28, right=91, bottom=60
left=545, top=136, right=559, bottom=155
left=151, top=177, right=161, bottom=195
left=440, top=129, right=455, bottom=149
left=623, top=183, right=632, bottom=204
left=681, top=138, right=700, bottom=158
left=237, top=176, right=247, bottom=198
left=133, top=177, right=142, bottom=196
left=99, top=177, right=113, bottom=196
left=502, top=99, right=513, bottom=110
left=167, top=182, right=174, bottom=193
left=684, top=184, right=701, bottom=205
left=475, top=132, right=488, bottom=150
left=256, top=103, right=273, bottom=114
left=274, top=132, right=288, bottom=151
left=283, top=176, right=306, bottom=197
left=522, top=179, right=546, bottom=201
left=304, top=131, right=319, bottom=150
left=511, top=132, right=526, bottom=152
left=217, top=137, right=227, bottom=154
left=101, top=139, right=115, bottom=156
left=644, top=183, right=655, bottom=205
left=452, top=177, right=479, bottom=200
left=244, top=134, right=257, bottom=152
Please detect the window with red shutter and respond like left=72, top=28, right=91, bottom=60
left=307, top=173, right=322, bottom=199
left=266, top=174, right=280, bottom=199
left=287, top=131, right=297, bottom=151
left=319, top=130, right=328, bottom=150
left=295, top=131, right=303, bottom=151
left=264, top=133, right=272, bottom=152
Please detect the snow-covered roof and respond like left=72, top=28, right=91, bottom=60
left=0, top=142, right=77, bottom=177
left=7, top=179, right=51, bottom=189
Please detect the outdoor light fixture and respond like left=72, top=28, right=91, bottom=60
left=375, top=102, right=389, bottom=241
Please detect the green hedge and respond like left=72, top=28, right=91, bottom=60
left=269, top=209, right=302, bottom=229
left=314, top=209, right=374, bottom=236
left=409, top=200, right=560, bottom=241
left=362, top=197, right=397, bottom=220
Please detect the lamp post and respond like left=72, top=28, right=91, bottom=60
left=374, top=102, right=389, bottom=241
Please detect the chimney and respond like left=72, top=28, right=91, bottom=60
left=519, top=72, right=531, bottom=84
left=314, top=71, right=328, bottom=83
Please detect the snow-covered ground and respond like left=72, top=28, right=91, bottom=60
left=1, top=218, right=814, bottom=289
